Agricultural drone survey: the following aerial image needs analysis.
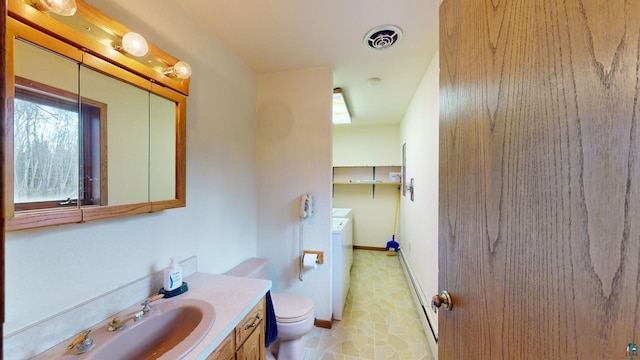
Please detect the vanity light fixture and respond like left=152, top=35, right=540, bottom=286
left=163, top=61, right=192, bottom=79
left=33, top=0, right=77, bottom=16
left=115, top=32, right=149, bottom=57
left=332, top=88, right=351, bottom=124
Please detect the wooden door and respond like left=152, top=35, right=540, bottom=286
left=439, top=0, right=640, bottom=359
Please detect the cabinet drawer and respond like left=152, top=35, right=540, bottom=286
left=236, top=297, right=265, bottom=349
left=206, top=332, right=235, bottom=360
left=236, top=324, right=263, bottom=360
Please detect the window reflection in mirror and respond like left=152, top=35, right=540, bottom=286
left=13, top=39, right=81, bottom=211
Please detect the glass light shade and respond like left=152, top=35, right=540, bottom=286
left=35, top=0, right=77, bottom=16
left=121, top=32, right=149, bottom=57
left=332, top=90, right=351, bottom=124
left=169, top=61, right=192, bottom=79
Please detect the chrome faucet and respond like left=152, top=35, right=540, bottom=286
left=107, top=311, right=143, bottom=332
left=141, top=294, right=165, bottom=315
left=67, top=330, right=95, bottom=354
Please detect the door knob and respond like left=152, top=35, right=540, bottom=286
left=431, top=290, right=453, bottom=312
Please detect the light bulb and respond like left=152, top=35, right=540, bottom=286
left=121, top=32, right=149, bottom=57
left=35, top=0, right=77, bottom=16
left=165, top=61, right=192, bottom=79
left=172, top=61, right=192, bottom=79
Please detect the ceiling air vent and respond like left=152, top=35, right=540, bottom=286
left=363, top=25, right=403, bottom=50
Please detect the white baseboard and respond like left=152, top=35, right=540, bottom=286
left=398, top=248, right=438, bottom=359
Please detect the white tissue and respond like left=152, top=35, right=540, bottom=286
left=303, top=253, right=318, bottom=269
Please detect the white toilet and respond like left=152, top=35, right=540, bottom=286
left=225, top=258, right=315, bottom=360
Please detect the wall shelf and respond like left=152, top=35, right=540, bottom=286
left=332, top=166, right=401, bottom=198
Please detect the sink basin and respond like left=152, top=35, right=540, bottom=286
left=86, top=298, right=215, bottom=360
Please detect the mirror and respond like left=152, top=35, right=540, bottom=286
left=79, top=64, right=150, bottom=206
left=5, top=3, right=188, bottom=231
left=13, top=39, right=81, bottom=211
left=150, top=92, right=177, bottom=202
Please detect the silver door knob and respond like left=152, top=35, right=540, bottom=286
left=431, top=290, right=453, bottom=312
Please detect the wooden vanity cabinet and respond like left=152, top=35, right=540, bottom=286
left=207, top=332, right=235, bottom=360
left=236, top=325, right=263, bottom=360
left=207, top=296, right=266, bottom=360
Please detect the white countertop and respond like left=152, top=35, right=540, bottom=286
left=32, top=273, right=271, bottom=360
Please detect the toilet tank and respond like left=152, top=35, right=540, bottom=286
left=224, top=257, right=269, bottom=280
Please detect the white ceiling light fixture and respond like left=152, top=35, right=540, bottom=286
left=366, top=77, right=382, bottom=87
left=363, top=25, right=403, bottom=50
left=333, top=88, right=351, bottom=125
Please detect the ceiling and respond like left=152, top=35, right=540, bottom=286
left=176, top=0, right=440, bottom=126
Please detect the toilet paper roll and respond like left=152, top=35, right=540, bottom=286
left=303, top=253, right=318, bottom=269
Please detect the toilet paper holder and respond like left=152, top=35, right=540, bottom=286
left=302, top=250, right=324, bottom=265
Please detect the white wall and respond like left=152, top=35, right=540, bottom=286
left=256, top=68, right=333, bottom=321
left=399, top=51, right=439, bottom=339
left=4, top=0, right=259, bottom=337
left=333, top=124, right=401, bottom=166
left=332, top=124, right=401, bottom=248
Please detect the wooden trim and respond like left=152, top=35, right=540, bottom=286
left=353, top=246, right=387, bottom=251
left=81, top=202, right=151, bottom=222
left=151, top=199, right=185, bottom=212
left=314, top=318, right=333, bottom=329
left=5, top=18, right=17, bottom=222
left=2, top=0, right=8, bottom=343
left=8, top=16, right=83, bottom=62
left=175, top=91, right=187, bottom=205
left=5, top=208, right=82, bottom=231
left=80, top=96, right=108, bottom=206
left=15, top=76, right=78, bottom=103
left=82, top=52, right=152, bottom=92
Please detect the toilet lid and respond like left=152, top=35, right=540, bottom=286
left=271, top=293, right=314, bottom=323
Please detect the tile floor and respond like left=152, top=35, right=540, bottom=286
left=302, top=250, right=435, bottom=360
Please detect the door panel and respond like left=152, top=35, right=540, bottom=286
left=439, top=0, right=640, bottom=359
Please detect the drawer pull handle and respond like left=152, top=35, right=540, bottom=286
left=244, top=312, right=263, bottom=330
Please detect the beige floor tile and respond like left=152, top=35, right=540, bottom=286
left=302, top=250, right=435, bottom=360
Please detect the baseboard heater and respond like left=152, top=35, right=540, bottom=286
left=398, top=248, right=438, bottom=344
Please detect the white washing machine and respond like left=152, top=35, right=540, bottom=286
left=332, top=217, right=353, bottom=320
left=332, top=207, right=352, bottom=221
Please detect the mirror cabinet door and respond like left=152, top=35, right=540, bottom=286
left=149, top=93, right=177, bottom=202
left=79, top=65, right=150, bottom=206
left=6, top=27, right=85, bottom=230
left=14, top=39, right=81, bottom=210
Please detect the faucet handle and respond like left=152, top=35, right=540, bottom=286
left=67, top=330, right=94, bottom=354
left=108, top=311, right=143, bottom=331
left=141, top=294, right=165, bottom=314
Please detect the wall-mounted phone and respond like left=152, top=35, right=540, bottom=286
left=300, top=194, right=314, bottom=219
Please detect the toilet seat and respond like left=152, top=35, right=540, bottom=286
left=271, top=293, right=314, bottom=323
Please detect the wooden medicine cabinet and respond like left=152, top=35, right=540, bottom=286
left=5, top=0, right=188, bottom=230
